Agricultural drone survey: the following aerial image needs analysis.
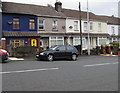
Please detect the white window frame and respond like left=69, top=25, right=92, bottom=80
left=74, top=21, right=78, bottom=31
left=90, top=22, right=93, bottom=31
left=40, top=40, right=43, bottom=47
left=84, top=22, right=88, bottom=32
left=98, top=23, right=102, bottom=32
left=98, top=37, right=107, bottom=46
left=111, top=26, right=115, bottom=35
left=112, top=38, right=118, bottom=42
left=38, top=19, right=45, bottom=30
left=52, top=20, right=58, bottom=30
left=49, top=36, right=64, bottom=47
left=73, top=37, right=86, bottom=48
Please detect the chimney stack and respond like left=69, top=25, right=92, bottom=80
left=55, top=0, right=62, bottom=12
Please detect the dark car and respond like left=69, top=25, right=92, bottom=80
left=36, top=45, right=79, bottom=61
left=0, top=49, right=9, bottom=62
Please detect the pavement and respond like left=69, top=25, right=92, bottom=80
left=8, top=57, right=24, bottom=61
left=100, top=54, right=118, bottom=56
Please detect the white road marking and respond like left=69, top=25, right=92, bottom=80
left=83, top=62, right=118, bottom=67
left=0, top=68, right=59, bottom=74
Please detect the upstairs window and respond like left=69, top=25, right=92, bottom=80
left=90, top=22, right=93, bottom=31
left=98, top=23, right=101, bottom=31
left=74, top=21, right=78, bottom=31
left=111, top=26, right=115, bottom=35
left=84, top=22, right=88, bottom=31
left=52, top=20, right=57, bottom=30
left=39, top=20, right=45, bottom=30
left=13, top=18, right=20, bottom=30
left=29, top=19, right=35, bottom=30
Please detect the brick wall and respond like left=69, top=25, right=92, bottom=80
left=1, top=38, right=6, bottom=50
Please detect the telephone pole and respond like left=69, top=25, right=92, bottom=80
left=79, top=2, right=82, bottom=55
left=87, top=0, right=90, bottom=55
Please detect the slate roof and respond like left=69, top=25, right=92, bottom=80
left=62, top=9, right=105, bottom=22
left=2, top=2, right=66, bottom=18
left=62, top=8, right=120, bottom=25
left=98, top=15, right=120, bottom=25
left=2, top=2, right=120, bottom=25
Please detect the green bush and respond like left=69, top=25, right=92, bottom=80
left=109, top=42, right=119, bottom=55
left=109, top=42, right=119, bottom=49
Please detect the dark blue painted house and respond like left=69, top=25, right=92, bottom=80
left=2, top=2, right=40, bottom=52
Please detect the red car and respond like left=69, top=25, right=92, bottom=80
left=0, top=49, right=9, bottom=62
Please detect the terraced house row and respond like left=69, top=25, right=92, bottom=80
left=1, top=1, right=120, bottom=52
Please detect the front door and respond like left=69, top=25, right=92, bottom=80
left=31, top=39, right=37, bottom=47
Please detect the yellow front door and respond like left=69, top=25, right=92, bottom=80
left=31, top=39, right=37, bottom=46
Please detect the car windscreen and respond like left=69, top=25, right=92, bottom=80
left=48, top=46, right=58, bottom=50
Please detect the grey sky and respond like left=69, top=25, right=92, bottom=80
left=1, top=0, right=120, bottom=17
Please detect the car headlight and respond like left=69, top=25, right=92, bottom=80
left=40, top=52, right=45, bottom=55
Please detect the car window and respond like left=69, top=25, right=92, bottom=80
left=57, top=46, right=66, bottom=51
left=67, top=46, right=74, bottom=51
left=49, top=46, right=58, bottom=50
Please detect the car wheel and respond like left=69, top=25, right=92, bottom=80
left=47, top=54, right=54, bottom=61
left=71, top=54, right=77, bottom=61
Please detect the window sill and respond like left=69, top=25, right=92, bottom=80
left=74, top=30, right=79, bottom=31
left=39, top=29, right=45, bottom=31
left=52, top=29, right=58, bottom=31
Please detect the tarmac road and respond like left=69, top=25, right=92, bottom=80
left=1, top=55, right=118, bottom=91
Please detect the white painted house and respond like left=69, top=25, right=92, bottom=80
left=99, top=16, right=120, bottom=43
left=107, top=25, right=119, bottom=42
left=63, top=8, right=110, bottom=50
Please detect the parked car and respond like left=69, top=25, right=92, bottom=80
left=36, top=45, right=79, bottom=61
left=0, top=49, right=9, bottom=62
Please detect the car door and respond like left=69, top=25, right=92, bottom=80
left=54, top=46, right=66, bottom=59
left=66, top=46, right=73, bottom=57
